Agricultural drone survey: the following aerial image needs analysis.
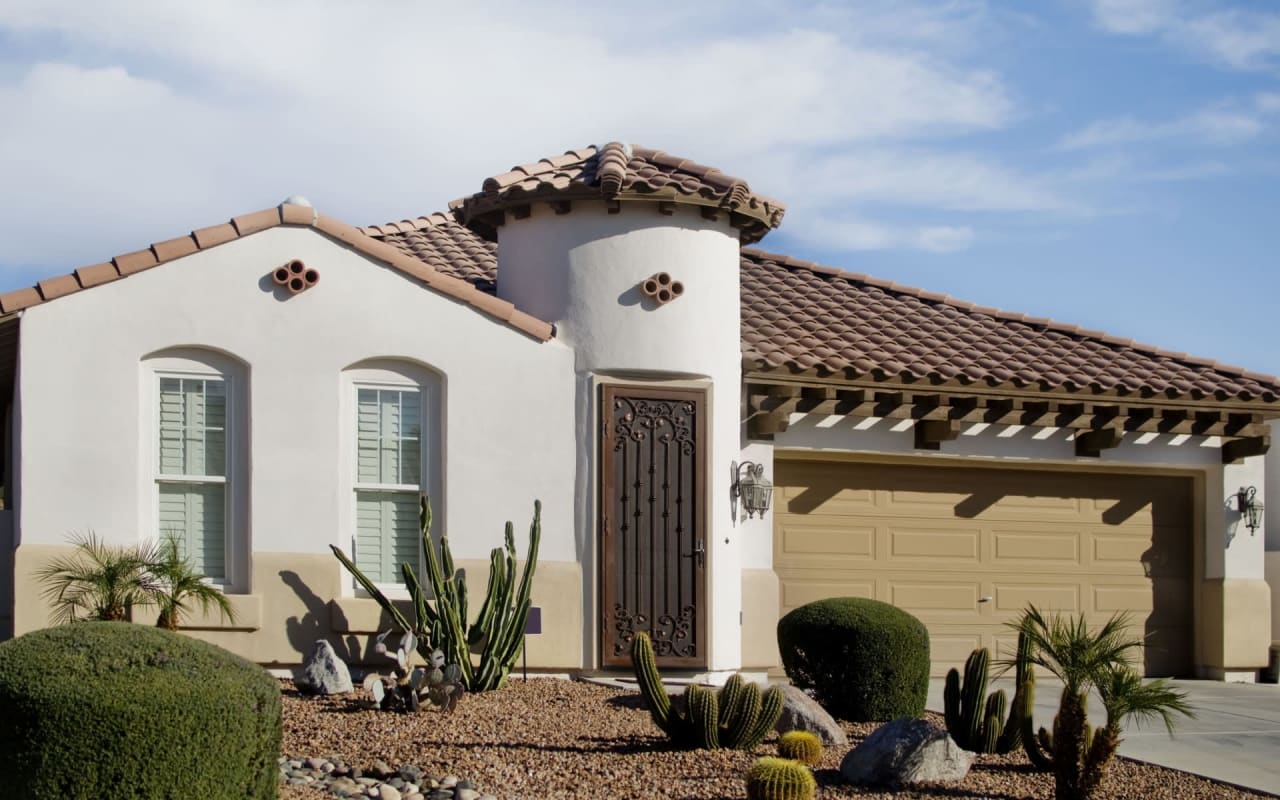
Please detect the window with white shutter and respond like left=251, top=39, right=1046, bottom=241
left=353, top=386, right=423, bottom=584
left=155, top=376, right=229, bottom=580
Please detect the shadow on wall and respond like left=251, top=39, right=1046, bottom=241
left=279, top=570, right=362, bottom=665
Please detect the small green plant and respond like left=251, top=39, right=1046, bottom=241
left=631, top=631, right=784, bottom=750
left=745, top=756, right=817, bottom=800
left=332, top=496, right=540, bottom=692
left=363, top=630, right=465, bottom=713
left=777, top=596, right=929, bottom=721
left=149, top=537, right=237, bottom=630
left=35, top=532, right=158, bottom=623
left=1007, top=606, right=1194, bottom=800
left=943, top=631, right=1032, bottom=753
left=776, top=730, right=823, bottom=765
left=0, top=622, right=280, bottom=798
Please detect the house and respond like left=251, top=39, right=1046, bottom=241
left=1, top=142, right=1276, bottom=681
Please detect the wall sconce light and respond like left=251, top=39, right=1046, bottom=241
left=731, top=460, right=773, bottom=521
left=1236, top=486, right=1264, bottom=535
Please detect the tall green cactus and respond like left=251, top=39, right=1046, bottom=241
left=629, top=632, right=784, bottom=750
left=943, top=631, right=1032, bottom=754
left=331, top=496, right=541, bottom=692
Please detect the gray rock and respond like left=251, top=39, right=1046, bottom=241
left=774, top=685, right=848, bottom=746
left=840, top=717, right=973, bottom=788
left=299, top=640, right=353, bottom=695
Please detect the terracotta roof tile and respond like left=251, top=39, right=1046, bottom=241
left=75, top=263, right=121, bottom=288
left=37, top=274, right=81, bottom=301
left=113, top=248, right=159, bottom=276
left=739, top=247, right=1280, bottom=403
left=454, top=142, right=785, bottom=244
left=1, top=203, right=551, bottom=342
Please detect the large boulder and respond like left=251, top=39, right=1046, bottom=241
left=299, top=640, right=353, bottom=695
left=840, top=718, right=973, bottom=788
left=774, top=685, right=848, bottom=746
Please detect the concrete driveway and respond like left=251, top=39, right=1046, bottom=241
left=928, top=678, right=1280, bottom=796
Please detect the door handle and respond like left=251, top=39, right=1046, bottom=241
left=683, top=539, right=705, bottom=567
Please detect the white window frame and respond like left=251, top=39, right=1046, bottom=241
left=143, top=350, right=244, bottom=591
left=342, top=360, right=441, bottom=596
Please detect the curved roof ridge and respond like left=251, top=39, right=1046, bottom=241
left=741, top=246, right=1280, bottom=397
left=453, top=142, right=785, bottom=244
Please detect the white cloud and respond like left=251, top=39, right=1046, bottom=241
left=785, top=215, right=977, bottom=254
left=789, top=150, right=1068, bottom=212
left=1090, top=0, right=1280, bottom=71
left=1059, top=105, right=1267, bottom=150
left=0, top=0, right=1024, bottom=272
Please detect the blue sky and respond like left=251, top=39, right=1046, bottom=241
left=1, top=0, right=1277, bottom=375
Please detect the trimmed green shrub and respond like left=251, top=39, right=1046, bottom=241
left=0, top=622, right=281, bottom=799
left=777, top=596, right=929, bottom=721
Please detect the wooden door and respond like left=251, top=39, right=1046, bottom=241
left=600, top=386, right=707, bottom=668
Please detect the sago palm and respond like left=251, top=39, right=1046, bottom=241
left=1010, top=605, right=1193, bottom=800
left=35, top=532, right=158, bottom=624
left=149, top=538, right=237, bottom=630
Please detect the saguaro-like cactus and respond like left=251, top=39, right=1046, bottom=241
left=630, top=631, right=784, bottom=750
left=943, top=631, right=1032, bottom=754
left=332, top=496, right=541, bottom=692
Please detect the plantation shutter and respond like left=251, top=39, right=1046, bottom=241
left=353, top=387, right=423, bottom=584
left=156, top=376, right=228, bottom=581
left=354, top=491, right=420, bottom=582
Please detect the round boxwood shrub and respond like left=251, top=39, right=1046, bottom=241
left=0, top=622, right=281, bottom=799
left=777, top=597, right=929, bottom=722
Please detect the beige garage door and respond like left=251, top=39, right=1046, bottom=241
left=774, top=459, right=1193, bottom=677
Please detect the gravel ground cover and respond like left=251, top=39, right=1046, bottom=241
left=279, top=678, right=1275, bottom=800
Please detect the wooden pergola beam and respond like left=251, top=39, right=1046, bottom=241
left=1075, top=427, right=1124, bottom=458
left=1223, top=434, right=1270, bottom=464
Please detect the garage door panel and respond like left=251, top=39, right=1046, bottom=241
left=774, top=460, right=1192, bottom=677
left=995, top=584, right=1082, bottom=613
left=889, top=581, right=981, bottom=612
left=779, top=522, right=876, bottom=560
left=890, top=527, right=979, bottom=561
left=781, top=579, right=875, bottom=609
left=993, top=530, right=1080, bottom=563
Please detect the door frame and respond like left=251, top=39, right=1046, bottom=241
left=598, top=383, right=708, bottom=669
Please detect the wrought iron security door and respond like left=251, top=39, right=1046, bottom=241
left=600, top=386, right=707, bottom=669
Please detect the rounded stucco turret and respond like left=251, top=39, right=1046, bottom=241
left=452, top=142, right=784, bottom=374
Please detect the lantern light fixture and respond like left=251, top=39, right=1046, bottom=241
left=731, top=460, right=774, bottom=522
left=1236, top=486, right=1264, bottom=535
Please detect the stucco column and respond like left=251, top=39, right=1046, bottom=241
left=1201, top=456, right=1272, bottom=680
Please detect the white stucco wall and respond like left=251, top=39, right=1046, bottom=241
left=498, top=202, right=746, bottom=670
left=14, top=227, right=577, bottom=571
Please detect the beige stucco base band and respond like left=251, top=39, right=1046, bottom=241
left=13, top=545, right=583, bottom=670
left=1199, top=577, right=1272, bottom=679
left=741, top=569, right=781, bottom=669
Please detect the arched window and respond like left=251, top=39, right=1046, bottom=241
left=143, top=348, right=246, bottom=587
left=342, top=360, right=441, bottom=586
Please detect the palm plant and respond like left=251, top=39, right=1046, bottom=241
left=148, top=537, right=236, bottom=631
left=35, top=532, right=158, bottom=624
left=1008, top=605, right=1193, bottom=800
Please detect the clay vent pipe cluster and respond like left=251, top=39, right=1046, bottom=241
left=640, top=272, right=684, bottom=306
left=272, top=259, right=319, bottom=294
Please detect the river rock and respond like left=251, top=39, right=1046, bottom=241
left=840, top=717, right=973, bottom=787
left=774, top=684, right=848, bottom=746
left=299, top=640, right=353, bottom=695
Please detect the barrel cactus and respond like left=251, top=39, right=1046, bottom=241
left=745, top=756, right=817, bottom=800
left=777, top=730, right=823, bottom=765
